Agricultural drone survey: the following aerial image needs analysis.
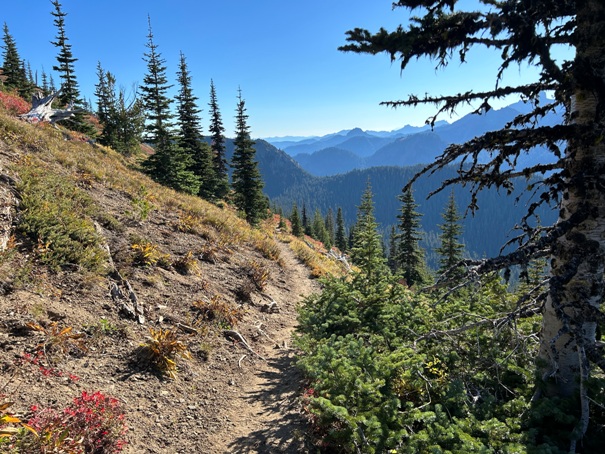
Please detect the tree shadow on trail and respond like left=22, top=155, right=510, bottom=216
left=226, top=352, right=315, bottom=453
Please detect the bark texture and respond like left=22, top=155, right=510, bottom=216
left=20, top=90, right=76, bottom=124
left=538, top=0, right=605, bottom=402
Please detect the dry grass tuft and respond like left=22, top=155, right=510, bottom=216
left=192, top=296, right=245, bottom=329
left=139, top=328, right=192, bottom=379
left=289, top=236, right=347, bottom=278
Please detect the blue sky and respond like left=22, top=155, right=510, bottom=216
left=2, top=1, right=549, bottom=138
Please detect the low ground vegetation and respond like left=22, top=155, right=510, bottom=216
left=296, top=234, right=605, bottom=452
left=0, top=106, right=340, bottom=452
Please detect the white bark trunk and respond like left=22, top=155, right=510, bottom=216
left=538, top=0, right=605, bottom=405
left=19, top=89, right=76, bottom=125
left=539, top=92, right=605, bottom=396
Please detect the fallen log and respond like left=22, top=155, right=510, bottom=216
left=20, top=89, right=77, bottom=125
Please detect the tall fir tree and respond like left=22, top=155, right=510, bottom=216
left=436, top=191, right=465, bottom=277
left=50, top=0, right=92, bottom=134
left=94, top=63, right=144, bottom=156
left=1, top=23, right=28, bottom=96
left=26, top=61, right=34, bottom=87
left=231, top=89, right=266, bottom=225
left=48, top=73, right=56, bottom=94
left=290, top=203, right=303, bottom=237
left=139, top=17, right=172, bottom=145
left=335, top=207, right=347, bottom=252
left=312, top=208, right=331, bottom=248
left=175, top=52, right=215, bottom=199
left=350, top=181, right=387, bottom=281
left=112, top=89, right=144, bottom=156
left=50, top=0, right=76, bottom=105
left=325, top=208, right=335, bottom=247
left=208, top=80, right=230, bottom=200
left=277, top=207, right=287, bottom=230
left=302, top=203, right=311, bottom=236
left=140, top=18, right=199, bottom=194
left=387, top=225, right=398, bottom=272
left=395, top=188, right=430, bottom=287
left=340, top=3, right=605, bottom=435
left=40, top=69, right=50, bottom=95
left=94, top=62, right=112, bottom=127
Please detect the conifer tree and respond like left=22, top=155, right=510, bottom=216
left=325, top=208, right=335, bottom=247
left=208, top=80, right=230, bottom=200
left=139, top=17, right=172, bottom=145
left=1, top=23, right=28, bottom=95
left=436, top=191, right=464, bottom=277
left=312, top=208, right=331, bottom=248
left=347, top=226, right=356, bottom=251
left=396, top=188, right=429, bottom=287
left=175, top=52, right=215, bottom=199
left=94, top=62, right=111, bottom=127
left=302, top=203, right=311, bottom=236
left=335, top=207, right=347, bottom=252
left=277, top=207, right=287, bottom=230
left=26, top=62, right=34, bottom=87
left=231, top=89, right=266, bottom=225
left=50, top=0, right=76, bottom=104
left=290, top=203, right=303, bottom=237
left=387, top=225, right=398, bottom=272
left=140, top=18, right=199, bottom=194
left=95, top=63, right=144, bottom=156
left=350, top=181, right=387, bottom=281
left=341, top=3, right=605, bottom=435
left=50, top=0, right=92, bottom=134
left=48, top=73, right=57, bottom=94
left=112, top=89, right=144, bottom=155
left=40, top=70, right=50, bottom=96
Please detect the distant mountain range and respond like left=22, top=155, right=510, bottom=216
left=263, top=93, right=561, bottom=177
left=224, top=95, right=560, bottom=265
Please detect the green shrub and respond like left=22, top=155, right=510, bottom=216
left=15, top=157, right=106, bottom=272
left=296, top=268, right=555, bottom=452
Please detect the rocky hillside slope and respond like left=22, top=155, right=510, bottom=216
left=0, top=111, right=341, bottom=453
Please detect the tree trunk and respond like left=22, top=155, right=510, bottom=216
left=538, top=0, right=605, bottom=406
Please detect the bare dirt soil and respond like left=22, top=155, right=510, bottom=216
left=0, top=138, right=322, bottom=453
left=209, top=241, right=321, bottom=453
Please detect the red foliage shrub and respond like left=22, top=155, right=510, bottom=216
left=21, top=391, right=127, bottom=453
left=0, top=91, right=30, bottom=116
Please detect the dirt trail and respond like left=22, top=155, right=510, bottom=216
left=208, top=240, right=321, bottom=453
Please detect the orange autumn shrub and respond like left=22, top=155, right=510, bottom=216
left=0, top=91, right=30, bottom=116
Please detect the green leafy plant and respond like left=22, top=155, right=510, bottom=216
left=84, top=318, right=124, bottom=339
left=129, top=185, right=156, bottom=221
left=15, top=156, right=106, bottom=272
